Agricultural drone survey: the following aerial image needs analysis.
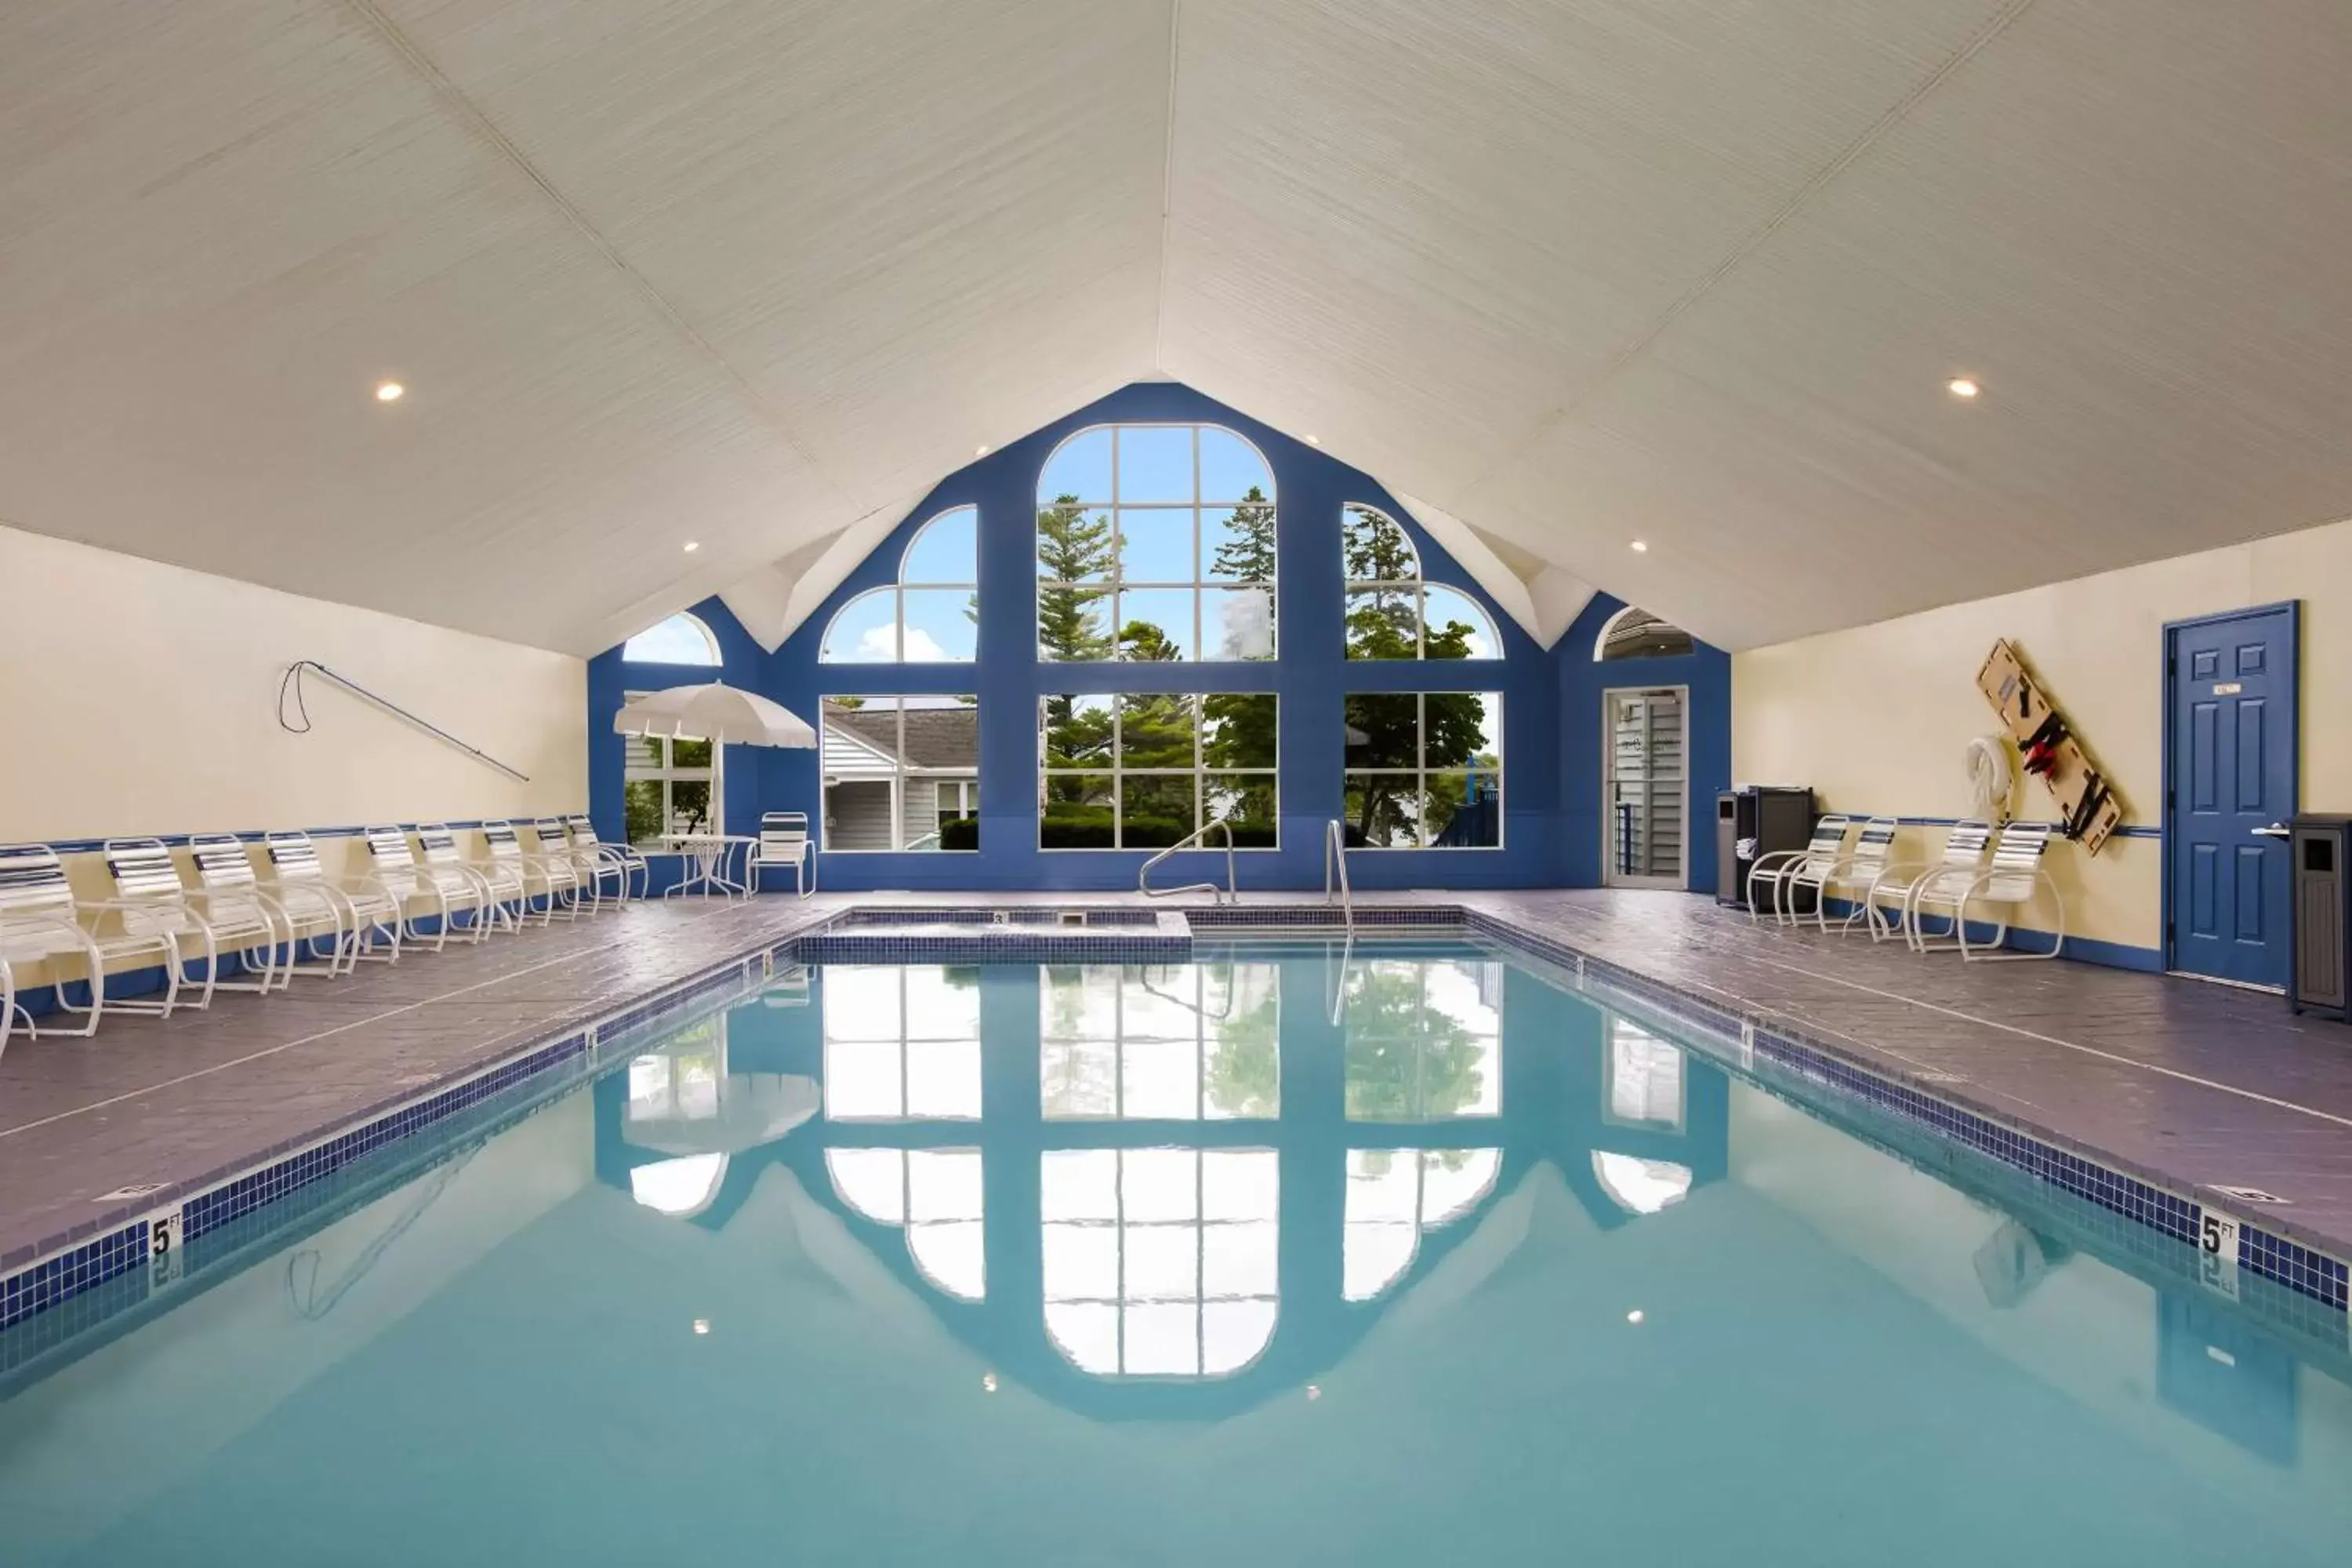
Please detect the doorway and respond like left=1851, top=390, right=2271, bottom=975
left=2164, top=603, right=2299, bottom=989
left=1602, top=686, right=1687, bottom=889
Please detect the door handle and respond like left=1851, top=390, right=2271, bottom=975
left=2252, top=823, right=2290, bottom=839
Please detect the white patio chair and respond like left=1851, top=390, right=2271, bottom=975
left=1748, top=815, right=1849, bottom=925
left=104, top=838, right=281, bottom=1004
left=562, top=814, right=648, bottom=910
left=261, top=829, right=400, bottom=971
left=417, top=823, right=514, bottom=938
left=1862, top=820, right=1991, bottom=947
left=1, top=953, right=21, bottom=1059
left=476, top=822, right=541, bottom=928
left=0, top=843, right=187, bottom=1035
left=365, top=826, right=490, bottom=950
left=1911, top=820, right=2064, bottom=961
left=752, top=812, right=815, bottom=898
left=527, top=818, right=585, bottom=918
left=1807, top=816, right=1902, bottom=935
left=185, top=835, right=308, bottom=991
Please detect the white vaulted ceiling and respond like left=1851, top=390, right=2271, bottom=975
left=4, top=0, right=2350, bottom=655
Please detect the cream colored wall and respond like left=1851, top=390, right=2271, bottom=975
left=1733, top=515, right=2352, bottom=953
left=0, top=524, right=586, bottom=981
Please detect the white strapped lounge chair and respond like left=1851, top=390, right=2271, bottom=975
left=1806, top=815, right=1902, bottom=935
left=1748, top=815, right=1849, bottom=925
left=752, top=812, right=814, bottom=898
left=476, top=822, right=539, bottom=928
left=527, top=818, right=584, bottom=918
left=1, top=951, right=22, bottom=1058
left=561, top=815, right=648, bottom=910
left=261, top=829, right=400, bottom=971
left=1911, top=820, right=2064, bottom=961
left=185, top=835, right=310, bottom=991
left=365, top=826, right=492, bottom=950
left=1862, top=820, right=1991, bottom=947
left=0, top=843, right=190, bottom=1034
left=417, top=823, right=514, bottom=938
left=104, top=837, right=282, bottom=1004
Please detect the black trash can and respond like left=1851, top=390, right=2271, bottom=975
left=2289, top=815, right=2352, bottom=1021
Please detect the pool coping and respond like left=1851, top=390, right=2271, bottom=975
left=4, top=898, right=2345, bottom=1363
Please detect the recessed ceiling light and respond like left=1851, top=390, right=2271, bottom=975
left=1947, top=376, right=1981, bottom=400
left=1629, top=540, right=1649, bottom=554
left=975, top=444, right=991, bottom=457
left=682, top=541, right=700, bottom=554
left=374, top=381, right=405, bottom=402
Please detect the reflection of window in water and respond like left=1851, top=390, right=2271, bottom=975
left=1604, top=1018, right=1684, bottom=1132
left=1040, top=963, right=1280, bottom=1119
left=1041, top=1148, right=1278, bottom=1377
left=630, top=1152, right=728, bottom=1218
left=826, top=1149, right=986, bottom=1300
left=1592, top=1151, right=1692, bottom=1215
left=1341, top=959, right=1502, bottom=1120
left=1341, top=1149, right=1501, bottom=1300
left=627, top=1016, right=728, bottom=1124
left=822, top=965, right=982, bottom=1120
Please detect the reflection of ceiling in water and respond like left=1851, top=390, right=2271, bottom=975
left=608, top=956, right=1726, bottom=1413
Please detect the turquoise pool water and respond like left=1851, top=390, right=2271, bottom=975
left=1, top=940, right=2347, bottom=1566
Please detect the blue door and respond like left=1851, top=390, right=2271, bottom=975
left=2167, top=604, right=2298, bottom=988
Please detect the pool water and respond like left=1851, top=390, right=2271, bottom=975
left=1, top=941, right=2347, bottom=1566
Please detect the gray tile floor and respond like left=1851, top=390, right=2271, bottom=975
left=5, top=885, right=2349, bottom=1275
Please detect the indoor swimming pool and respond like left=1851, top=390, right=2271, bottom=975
left=0, top=940, right=2346, bottom=1566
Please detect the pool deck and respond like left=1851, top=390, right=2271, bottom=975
left=3, top=887, right=2350, bottom=1278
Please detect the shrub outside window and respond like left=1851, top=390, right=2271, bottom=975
left=1040, top=691, right=1278, bottom=849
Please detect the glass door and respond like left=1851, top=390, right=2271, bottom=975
left=1602, top=687, right=1686, bottom=888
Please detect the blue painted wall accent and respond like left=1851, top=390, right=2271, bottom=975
left=1556, top=592, right=1733, bottom=895
left=589, top=383, right=1730, bottom=892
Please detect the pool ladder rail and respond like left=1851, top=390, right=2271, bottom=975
left=1324, top=819, right=1354, bottom=933
left=1138, top=819, right=1238, bottom=905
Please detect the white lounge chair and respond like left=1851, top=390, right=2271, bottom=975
left=365, top=826, right=492, bottom=950
left=0, top=842, right=189, bottom=1034
left=1808, top=816, right=1902, bottom=935
left=103, top=838, right=281, bottom=1004
left=1863, top=820, right=1991, bottom=947
left=752, top=812, right=815, bottom=898
left=185, top=835, right=310, bottom=992
left=260, top=829, right=400, bottom=971
left=418, top=823, right=514, bottom=938
left=527, top=818, right=585, bottom=918
left=476, top=822, right=539, bottom=928
left=1911, top=820, right=2064, bottom=961
left=1748, top=815, right=1849, bottom=925
left=562, top=814, right=648, bottom=910
left=1, top=952, right=20, bottom=1058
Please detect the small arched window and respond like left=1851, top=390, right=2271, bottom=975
left=1595, top=605, right=1694, bottom=662
left=622, top=612, right=722, bottom=666
left=1342, top=504, right=1497, bottom=659
left=1341, top=1147, right=1501, bottom=1301
left=1592, top=1151, right=1693, bottom=1215
left=822, top=505, right=979, bottom=663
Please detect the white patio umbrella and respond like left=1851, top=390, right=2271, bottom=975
left=612, top=683, right=816, bottom=748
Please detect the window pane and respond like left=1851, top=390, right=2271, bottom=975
left=1121, top=1149, right=1200, bottom=1221
left=1041, top=773, right=1116, bottom=848
left=1425, top=772, right=1502, bottom=848
left=622, top=613, right=720, bottom=666
left=1202, top=693, right=1277, bottom=769
left=1345, top=585, right=1421, bottom=660
left=1038, top=583, right=1114, bottom=660
left=1040, top=427, right=1112, bottom=506
left=666, top=779, right=713, bottom=837
left=1116, top=426, right=1194, bottom=503
left=1036, top=503, right=1113, bottom=583
left=1042, top=1039, right=1119, bottom=1118
left=1118, top=692, right=1197, bottom=768
left=1116, top=509, right=1192, bottom=585
left=1123, top=1303, right=1200, bottom=1375
left=1199, top=429, right=1273, bottom=504
left=1120, top=1036, right=1199, bottom=1119
left=1201, top=499, right=1276, bottom=582
left=1204, top=775, right=1279, bottom=848
left=623, top=779, right=665, bottom=849
left=1202, top=1221, right=1278, bottom=1298
left=1042, top=1149, right=1120, bottom=1221
left=901, top=506, right=977, bottom=583
left=1120, top=775, right=1196, bottom=848
left=1042, top=694, right=1115, bottom=770
left=1201, top=1149, right=1279, bottom=1220
left=1043, top=964, right=1121, bottom=1041
left=1205, top=586, right=1276, bottom=661
left=1045, top=1302, right=1120, bottom=1374
left=1344, top=693, right=1418, bottom=770
left=1116, top=588, right=1194, bottom=661
left=671, top=737, right=713, bottom=769
left=1342, top=504, right=1417, bottom=582
left=822, top=587, right=898, bottom=662
left=1344, top=775, right=1425, bottom=848
left=898, top=590, right=978, bottom=662
left=1044, top=1222, right=1120, bottom=1298
left=1421, top=584, right=1495, bottom=659
left=1427, top=691, right=1502, bottom=769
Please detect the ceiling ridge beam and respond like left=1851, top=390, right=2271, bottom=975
left=337, top=0, right=857, bottom=514
left=1150, top=0, right=1184, bottom=370
left=1458, top=0, right=2043, bottom=505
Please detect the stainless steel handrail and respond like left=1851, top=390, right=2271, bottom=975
left=1138, top=819, right=1236, bottom=904
left=1323, top=819, right=1354, bottom=931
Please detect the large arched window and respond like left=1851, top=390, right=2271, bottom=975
left=822, top=506, right=979, bottom=663
left=1341, top=1148, right=1501, bottom=1301
left=826, top=1148, right=987, bottom=1300
left=1592, top=1151, right=1693, bottom=1215
left=1343, top=504, right=1498, bottom=659
left=1035, top=423, right=1276, bottom=662
left=622, top=611, right=722, bottom=666
left=1595, top=605, right=1694, bottom=661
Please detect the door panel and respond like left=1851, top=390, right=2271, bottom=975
left=1602, top=687, right=1686, bottom=888
left=2168, top=606, right=2296, bottom=988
